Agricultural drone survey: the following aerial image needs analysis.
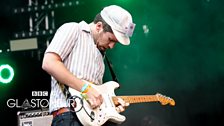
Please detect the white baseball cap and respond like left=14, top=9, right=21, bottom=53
left=100, top=5, right=136, bottom=45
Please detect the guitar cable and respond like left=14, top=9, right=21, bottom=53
left=67, top=95, right=95, bottom=121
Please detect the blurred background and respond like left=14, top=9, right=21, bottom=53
left=0, top=0, right=224, bottom=126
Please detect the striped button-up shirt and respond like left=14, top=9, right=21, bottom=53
left=45, top=21, right=105, bottom=113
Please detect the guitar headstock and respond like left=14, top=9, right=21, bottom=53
left=156, top=93, right=175, bottom=106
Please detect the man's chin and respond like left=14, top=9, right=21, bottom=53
left=99, top=47, right=106, bottom=51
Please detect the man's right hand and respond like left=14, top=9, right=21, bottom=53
left=85, top=87, right=103, bottom=109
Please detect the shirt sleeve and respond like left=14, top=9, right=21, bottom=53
left=45, top=22, right=79, bottom=61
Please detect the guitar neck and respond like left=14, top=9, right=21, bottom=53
left=112, top=95, right=158, bottom=105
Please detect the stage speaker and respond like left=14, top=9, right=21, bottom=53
left=17, top=109, right=53, bottom=126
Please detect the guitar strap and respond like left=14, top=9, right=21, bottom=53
left=58, top=81, right=71, bottom=99
left=104, top=55, right=119, bottom=83
left=58, top=81, right=77, bottom=112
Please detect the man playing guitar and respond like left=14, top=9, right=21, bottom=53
left=42, top=5, right=136, bottom=126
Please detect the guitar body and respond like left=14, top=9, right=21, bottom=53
left=69, top=81, right=126, bottom=126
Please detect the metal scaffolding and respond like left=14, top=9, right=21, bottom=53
left=10, top=0, right=81, bottom=60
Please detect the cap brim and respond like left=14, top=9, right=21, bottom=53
left=112, top=28, right=130, bottom=45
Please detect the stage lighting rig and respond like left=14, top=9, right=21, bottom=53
left=10, top=0, right=81, bottom=60
left=13, top=1, right=80, bottom=14
left=11, top=0, right=81, bottom=40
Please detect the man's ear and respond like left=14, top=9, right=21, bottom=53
left=96, top=22, right=103, bottom=32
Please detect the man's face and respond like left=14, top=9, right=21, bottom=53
left=94, top=22, right=119, bottom=51
left=95, top=30, right=118, bottom=52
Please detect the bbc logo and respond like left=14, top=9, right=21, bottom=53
left=32, top=91, right=48, bottom=96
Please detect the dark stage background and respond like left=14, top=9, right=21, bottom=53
left=1, top=0, right=224, bottom=126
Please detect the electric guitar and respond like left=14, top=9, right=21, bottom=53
left=69, top=81, right=175, bottom=126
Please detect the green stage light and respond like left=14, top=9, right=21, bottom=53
left=0, top=64, right=14, bottom=84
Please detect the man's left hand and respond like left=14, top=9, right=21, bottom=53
left=115, top=98, right=130, bottom=113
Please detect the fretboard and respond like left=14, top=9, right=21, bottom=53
left=112, top=93, right=175, bottom=106
left=112, top=95, right=158, bottom=105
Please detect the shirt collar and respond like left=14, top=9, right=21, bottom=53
left=79, top=21, right=91, bottom=33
